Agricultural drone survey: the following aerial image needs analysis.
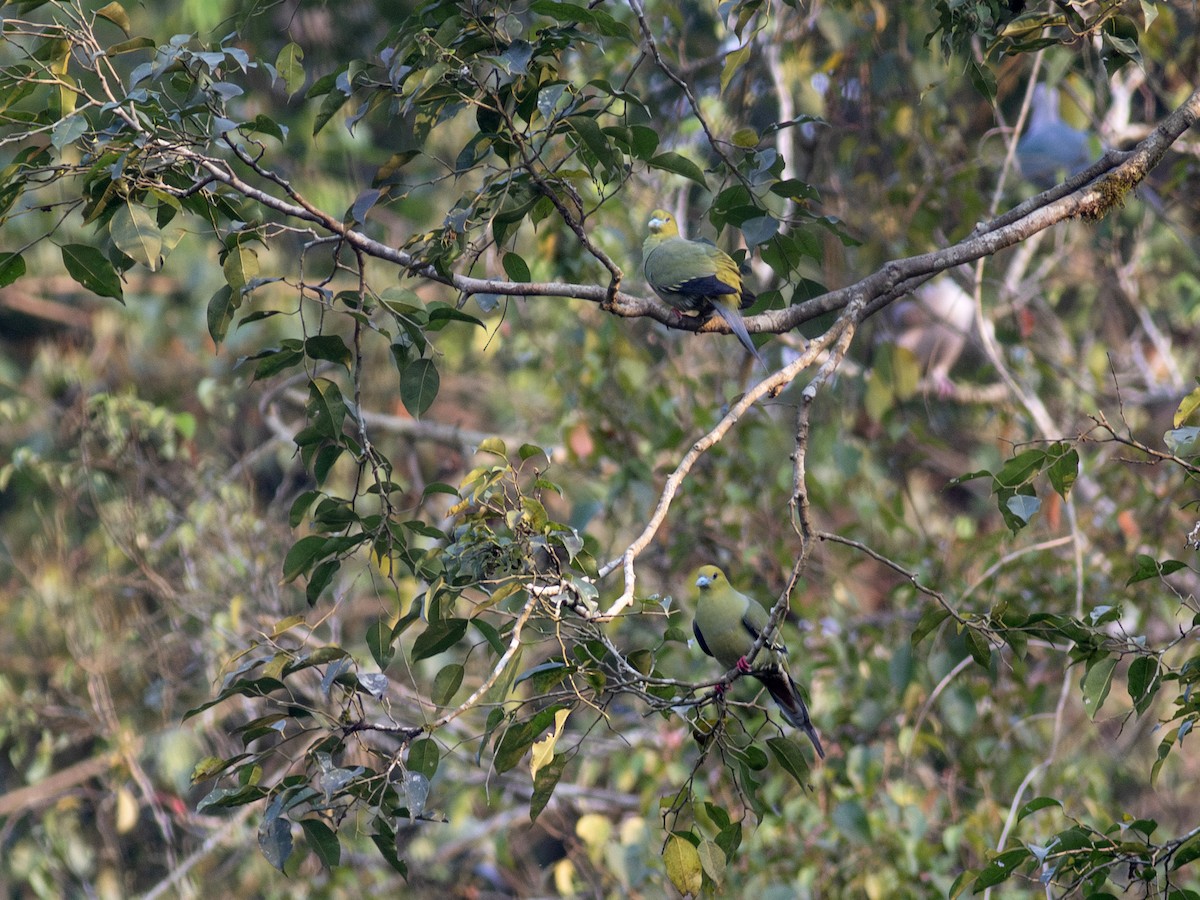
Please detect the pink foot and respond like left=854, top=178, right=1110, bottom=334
left=736, top=657, right=752, bottom=674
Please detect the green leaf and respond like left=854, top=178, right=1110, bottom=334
left=282, top=534, right=329, bottom=582
left=109, top=203, right=163, bottom=270
left=831, top=800, right=871, bottom=843
left=664, top=833, right=703, bottom=896
left=197, top=783, right=268, bottom=811
left=401, top=358, right=439, bottom=418
left=370, top=822, right=409, bottom=877
left=865, top=344, right=920, bottom=420
left=1017, top=797, right=1062, bottom=822
left=207, top=285, right=236, bottom=344
left=529, top=0, right=631, bottom=38
left=407, top=738, right=439, bottom=779
left=62, top=244, right=123, bottom=301
left=105, top=36, right=157, bottom=55
left=1046, top=444, right=1079, bottom=498
left=191, top=755, right=233, bottom=782
left=912, top=606, right=951, bottom=646
left=477, top=437, right=507, bottom=457
left=1151, top=728, right=1177, bottom=787
left=472, top=618, right=505, bottom=655
left=50, top=114, right=87, bottom=150
left=410, top=617, right=468, bottom=662
left=258, top=814, right=293, bottom=872
left=965, top=59, right=997, bottom=101
left=304, top=335, right=353, bottom=370
left=223, top=242, right=259, bottom=292
left=566, top=115, right=618, bottom=177
left=648, top=152, right=708, bottom=189
left=431, top=663, right=464, bottom=706
left=306, top=376, right=348, bottom=435
left=427, top=305, right=484, bottom=329
left=949, top=869, right=979, bottom=899
left=1127, top=656, right=1160, bottom=715
left=948, top=469, right=993, bottom=487
left=766, top=736, right=812, bottom=785
left=367, top=620, right=395, bottom=670
left=0, top=251, right=25, bottom=288
left=299, top=818, right=340, bottom=869
left=720, top=44, right=751, bottom=94
left=974, top=847, right=1029, bottom=889
left=1081, top=655, right=1118, bottom=718
left=1126, top=553, right=1189, bottom=585
left=494, top=721, right=534, bottom=773
left=529, top=752, right=567, bottom=822
left=306, top=559, right=339, bottom=606
left=350, top=189, right=380, bottom=225
left=965, top=629, right=992, bottom=668
left=741, top=215, right=779, bottom=247
left=502, top=252, right=531, bottom=282
left=1128, top=554, right=1176, bottom=588
left=995, top=449, right=1046, bottom=488
left=714, top=818, right=741, bottom=859
left=313, top=85, right=350, bottom=136
left=1171, top=833, right=1200, bottom=871
left=247, top=114, right=286, bottom=142
left=627, top=124, right=658, bottom=160
left=275, top=42, right=305, bottom=95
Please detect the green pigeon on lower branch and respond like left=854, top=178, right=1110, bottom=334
left=689, top=564, right=825, bottom=758
left=642, top=209, right=766, bottom=368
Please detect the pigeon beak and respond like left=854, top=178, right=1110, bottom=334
left=695, top=574, right=711, bottom=589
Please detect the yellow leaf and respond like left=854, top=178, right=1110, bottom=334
left=529, top=708, right=569, bottom=781
left=1175, top=385, right=1200, bottom=428
left=115, top=786, right=139, bottom=834
left=222, top=244, right=258, bottom=292
left=95, top=2, right=133, bottom=36
left=664, top=834, right=703, bottom=896
left=271, top=615, right=307, bottom=637
left=552, top=859, right=576, bottom=895
left=720, top=44, right=751, bottom=94
left=575, top=813, right=612, bottom=864
left=697, top=839, right=726, bottom=885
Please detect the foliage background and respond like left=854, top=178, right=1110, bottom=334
left=0, top=0, right=1198, bottom=897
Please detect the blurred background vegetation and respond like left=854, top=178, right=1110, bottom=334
left=0, top=0, right=1198, bottom=896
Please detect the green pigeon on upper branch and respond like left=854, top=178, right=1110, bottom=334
left=642, top=209, right=766, bottom=368
left=689, top=564, right=825, bottom=758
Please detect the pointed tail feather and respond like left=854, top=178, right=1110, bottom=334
left=712, top=302, right=767, bottom=370
left=759, top=669, right=826, bottom=759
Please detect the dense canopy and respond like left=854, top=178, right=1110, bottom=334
left=0, top=0, right=1199, bottom=897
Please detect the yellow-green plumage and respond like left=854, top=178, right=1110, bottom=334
left=689, top=564, right=824, bottom=758
left=642, top=210, right=766, bottom=367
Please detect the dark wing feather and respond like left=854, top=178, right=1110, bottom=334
left=670, top=273, right=739, bottom=300
left=739, top=611, right=786, bottom=656
left=692, top=239, right=755, bottom=308
left=692, top=619, right=714, bottom=658
left=758, top=667, right=826, bottom=759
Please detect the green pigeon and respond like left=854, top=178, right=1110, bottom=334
left=642, top=209, right=766, bottom=367
left=689, top=564, right=824, bottom=758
